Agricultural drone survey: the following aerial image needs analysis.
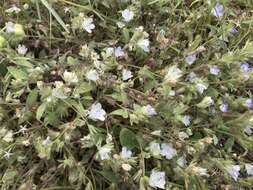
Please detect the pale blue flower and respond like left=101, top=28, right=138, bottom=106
left=226, top=165, right=240, bottom=181
left=244, top=99, right=253, bottom=108
left=240, top=62, right=250, bottom=72
left=185, top=54, right=196, bottom=65
left=160, top=143, right=177, bottom=160
left=212, top=3, right=224, bottom=17
left=219, top=102, right=228, bottom=113
left=245, top=164, right=253, bottom=176
left=196, top=83, right=207, bottom=94
left=230, top=27, right=238, bottom=34
left=209, top=65, right=220, bottom=75
left=121, top=147, right=132, bottom=160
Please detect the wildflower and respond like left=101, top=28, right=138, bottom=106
left=240, top=62, right=250, bottom=72
left=209, top=65, right=220, bottom=75
left=6, top=22, right=15, bottom=33
left=121, top=9, right=134, bottom=22
left=86, top=70, right=99, bottom=81
left=244, top=99, right=253, bottom=108
left=182, top=115, right=191, bottom=126
left=120, top=147, right=132, bottom=160
left=186, top=72, right=196, bottom=82
left=115, top=46, right=125, bottom=57
left=177, top=157, right=187, bottom=168
left=98, top=147, right=111, bottom=160
left=164, top=65, right=183, bottom=84
left=178, top=132, right=189, bottom=140
left=122, top=69, right=133, bottom=81
left=219, top=102, right=228, bottom=113
left=144, top=104, right=157, bottom=116
left=185, top=54, right=196, bottom=65
left=19, top=125, right=27, bottom=134
left=137, top=38, right=150, bottom=52
left=16, top=44, right=28, bottom=55
left=245, top=164, right=253, bottom=176
left=42, top=136, right=52, bottom=146
left=226, top=165, right=240, bottom=181
left=160, top=143, right=177, bottom=160
left=63, top=71, right=78, bottom=84
left=3, top=149, right=13, bottom=159
left=196, top=83, right=207, bottom=94
left=244, top=126, right=252, bottom=136
left=149, top=142, right=161, bottom=156
left=82, top=17, right=95, bottom=33
left=105, top=47, right=114, bottom=57
left=212, top=3, right=224, bottom=17
left=149, top=170, right=166, bottom=189
left=88, top=102, right=106, bottom=121
left=5, top=5, right=21, bottom=13
left=230, top=27, right=238, bottom=34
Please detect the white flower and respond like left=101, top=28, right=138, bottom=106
left=160, top=143, right=177, bottom=160
left=82, top=17, right=95, bottom=33
left=106, top=47, right=114, bottom=57
left=88, top=102, right=106, bottom=121
left=226, top=165, right=240, bottom=181
left=149, top=142, right=161, bottom=156
left=6, top=22, right=15, bottom=33
left=63, top=71, right=78, bottom=84
left=120, top=147, right=132, bottom=160
left=5, top=5, right=21, bottom=13
left=177, top=157, right=187, bottom=168
left=144, top=104, right=157, bottom=116
left=245, top=164, right=253, bottom=176
left=121, top=9, right=134, bottom=22
left=115, top=46, right=125, bottom=57
left=196, top=83, right=207, bottom=94
left=169, top=90, right=176, bottom=96
left=149, top=170, right=166, bottom=189
left=98, top=147, right=111, bottom=160
left=86, top=70, right=99, bottom=81
left=137, top=38, right=150, bottom=52
left=122, top=69, right=133, bottom=81
left=16, top=44, right=28, bottom=55
left=164, top=65, right=182, bottom=84
left=3, top=149, right=13, bottom=159
left=42, top=136, right=52, bottom=146
left=178, top=132, right=189, bottom=140
left=182, top=115, right=191, bottom=126
left=209, top=65, right=220, bottom=75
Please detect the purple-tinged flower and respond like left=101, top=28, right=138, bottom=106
left=230, top=27, right=238, bottom=34
left=226, top=165, right=240, bottom=181
left=240, top=62, right=250, bottom=72
left=212, top=3, right=224, bottom=18
left=219, top=102, right=228, bottom=113
left=244, top=99, right=253, bottom=108
left=209, top=65, right=220, bottom=75
left=196, top=83, right=207, bottom=94
left=244, top=126, right=252, bottom=136
left=186, top=72, right=196, bottom=82
left=185, top=54, right=196, bottom=65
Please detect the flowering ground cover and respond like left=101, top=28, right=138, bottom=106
left=0, top=0, right=253, bottom=189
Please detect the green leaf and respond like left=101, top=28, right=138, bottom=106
left=40, top=0, right=70, bottom=33
left=110, top=109, right=128, bottom=119
left=26, top=90, right=38, bottom=108
left=36, top=102, right=47, bottom=120
left=7, top=66, right=28, bottom=80
left=120, top=128, right=138, bottom=149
